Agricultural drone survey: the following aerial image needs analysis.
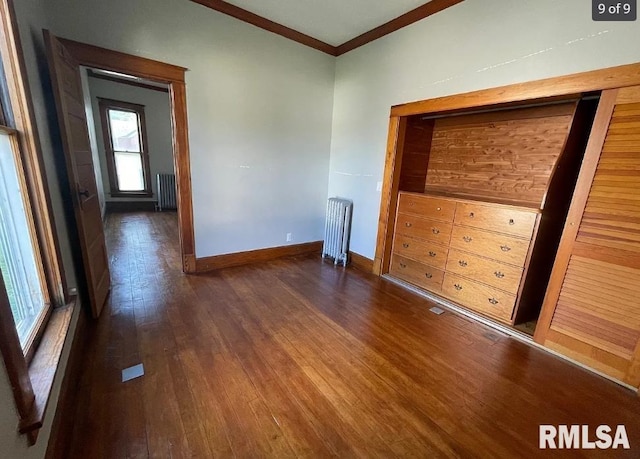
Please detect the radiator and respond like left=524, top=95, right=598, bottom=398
left=156, top=173, right=177, bottom=211
left=322, top=197, right=353, bottom=266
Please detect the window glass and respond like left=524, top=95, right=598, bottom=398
left=0, top=132, right=45, bottom=348
left=114, top=151, right=144, bottom=191
left=108, top=109, right=140, bottom=152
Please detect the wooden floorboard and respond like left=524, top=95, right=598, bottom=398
left=63, top=211, right=640, bottom=458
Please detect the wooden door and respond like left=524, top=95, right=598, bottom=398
left=44, top=31, right=110, bottom=318
left=535, top=86, right=640, bottom=389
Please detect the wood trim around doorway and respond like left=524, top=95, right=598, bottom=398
left=55, top=36, right=197, bottom=273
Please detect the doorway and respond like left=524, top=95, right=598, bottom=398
left=45, top=31, right=196, bottom=317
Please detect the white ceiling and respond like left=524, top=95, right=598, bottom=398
left=224, top=0, right=430, bottom=46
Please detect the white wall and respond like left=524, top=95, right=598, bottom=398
left=329, top=0, right=640, bottom=259
left=87, top=76, right=173, bottom=204
left=45, top=0, right=336, bottom=258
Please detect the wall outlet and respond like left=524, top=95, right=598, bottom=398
left=286, top=232, right=293, bottom=242
left=376, top=181, right=383, bottom=192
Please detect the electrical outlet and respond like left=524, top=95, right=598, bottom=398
left=376, top=181, right=383, bottom=192
left=286, top=232, right=293, bottom=242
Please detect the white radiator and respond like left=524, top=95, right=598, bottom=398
left=156, top=173, right=177, bottom=211
left=322, top=197, right=353, bottom=266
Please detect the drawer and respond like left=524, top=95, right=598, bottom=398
left=389, top=254, right=444, bottom=292
left=393, top=234, right=448, bottom=270
left=449, top=226, right=530, bottom=267
left=445, top=249, right=523, bottom=294
left=398, top=193, right=455, bottom=222
left=441, top=273, right=515, bottom=323
left=455, top=202, right=537, bottom=239
left=396, top=213, right=453, bottom=246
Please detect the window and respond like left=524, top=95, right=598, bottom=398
left=0, top=0, right=69, bottom=443
left=0, top=51, right=49, bottom=359
left=99, top=98, right=152, bottom=196
left=0, top=129, right=48, bottom=351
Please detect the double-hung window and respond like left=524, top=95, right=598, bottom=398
left=99, top=98, right=152, bottom=197
left=0, top=0, right=68, bottom=443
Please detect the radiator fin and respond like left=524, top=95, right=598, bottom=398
left=322, top=198, right=353, bottom=266
left=156, top=173, right=177, bottom=211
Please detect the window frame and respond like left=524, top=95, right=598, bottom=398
left=98, top=98, right=152, bottom=197
left=0, top=0, right=70, bottom=445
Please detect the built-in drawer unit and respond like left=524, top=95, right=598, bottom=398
left=390, top=254, right=445, bottom=292
left=395, top=214, right=453, bottom=246
left=398, top=193, right=455, bottom=221
left=388, top=191, right=540, bottom=325
left=441, top=273, right=515, bottom=323
left=445, top=249, right=523, bottom=295
left=392, top=234, right=448, bottom=270
left=449, top=226, right=530, bottom=267
left=454, top=202, right=537, bottom=239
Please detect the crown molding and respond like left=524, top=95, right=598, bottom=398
left=336, top=0, right=464, bottom=55
left=190, top=0, right=337, bottom=55
left=190, top=0, right=463, bottom=57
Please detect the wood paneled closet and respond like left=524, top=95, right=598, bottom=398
left=375, top=64, right=640, bottom=391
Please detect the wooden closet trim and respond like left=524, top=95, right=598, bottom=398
left=57, top=37, right=197, bottom=273
left=375, top=62, right=640, bottom=277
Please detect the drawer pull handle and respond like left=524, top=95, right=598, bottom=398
left=488, top=298, right=499, bottom=305
left=463, top=236, right=472, bottom=243
left=454, top=284, right=463, bottom=291
left=494, top=271, right=505, bottom=279
left=458, top=260, right=467, bottom=267
left=405, top=222, right=412, bottom=228
left=428, top=251, right=436, bottom=257
left=409, top=202, right=415, bottom=207
left=425, top=273, right=433, bottom=279
left=399, top=263, right=407, bottom=268
left=500, top=245, right=511, bottom=252
left=436, top=207, right=441, bottom=211
left=469, top=212, right=475, bottom=218
left=509, top=219, right=515, bottom=226
left=432, top=228, right=440, bottom=234
left=402, top=243, right=409, bottom=248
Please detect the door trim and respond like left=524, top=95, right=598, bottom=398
left=51, top=34, right=197, bottom=273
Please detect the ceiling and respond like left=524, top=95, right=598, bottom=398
left=223, top=0, right=430, bottom=46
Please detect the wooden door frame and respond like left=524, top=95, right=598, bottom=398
left=51, top=34, right=197, bottom=273
left=374, top=61, right=640, bottom=276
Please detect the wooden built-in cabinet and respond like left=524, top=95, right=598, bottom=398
left=384, top=99, right=597, bottom=329
left=391, top=193, right=539, bottom=324
left=375, top=63, right=640, bottom=390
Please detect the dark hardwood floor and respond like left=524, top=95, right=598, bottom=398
left=65, top=211, right=640, bottom=458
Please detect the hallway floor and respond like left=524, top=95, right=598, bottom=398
left=65, top=211, right=640, bottom=458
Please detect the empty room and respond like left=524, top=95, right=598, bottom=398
left=0, top=0, right=639, bottom=457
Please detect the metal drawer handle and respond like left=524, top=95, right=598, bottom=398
left=494, top=271, right=505, bottom=279
left=463, top=236, right=472, bottom=243
left=469, top=212, right=475, bottom=218
left=509, top=219, right=515, bottom=226
left=500, top=245, right=511, bottom=252
left=409, top=202, right=415, bottom=206
left=454, top=284, right=463, bottom=291
left=488, top=298, right=499, bottom=305
left=402, top=243, right=409, bottom=248
left=458, top=260, right=467, bottom=267
left=428, top=251, right=436, bottom=257
left=425, top=273, right=433, bottom=279
left=399, top=263, right=407, bottom=268
left=436, top=207, right=441, bottom=211
left=405, top=222, right=412, bottom=227
left=432, top=228, right=440, bottom=234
